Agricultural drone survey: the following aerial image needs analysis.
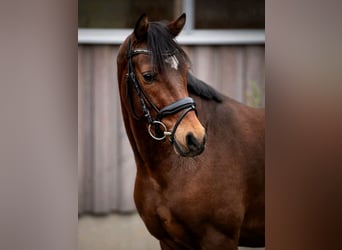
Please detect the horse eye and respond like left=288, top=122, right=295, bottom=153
left=142, top=72, right=155, bottom=83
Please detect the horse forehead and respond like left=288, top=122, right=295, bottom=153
left=165, top=55, right=179, bottom=70
left=134, top=54, right=182, bottom=74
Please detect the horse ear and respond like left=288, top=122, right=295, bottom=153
left=168, top=13, right=186, bottom=37
left=134, top=13, right=148, bottom=41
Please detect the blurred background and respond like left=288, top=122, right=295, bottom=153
left=78, top=0, right=264, bottom=249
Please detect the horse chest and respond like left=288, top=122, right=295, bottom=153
left=144, top=196, right=201, bottom=247
left=137, top=174, right=215, bottom=244
left=136, top=178, right=201, bottom=243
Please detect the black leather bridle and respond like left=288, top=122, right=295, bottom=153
left=126, top=39, right=197, bottom=144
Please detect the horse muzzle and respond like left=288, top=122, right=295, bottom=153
left=174, top=132, right=206, bottom=157
left=171, top=113, right=206, bottom=157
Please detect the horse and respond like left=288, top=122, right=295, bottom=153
left=117, top=13, right=265, bottom=250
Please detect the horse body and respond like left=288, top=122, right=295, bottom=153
left=132, top=94, right=264, bottom=249
left=117, top=14, right=264, bottom=250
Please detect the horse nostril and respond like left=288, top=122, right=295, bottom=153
left=186, top=133, right=202, bottom=151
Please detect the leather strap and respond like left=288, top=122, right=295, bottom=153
left=157, top=97, right=196, bottom=120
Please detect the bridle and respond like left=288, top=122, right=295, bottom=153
left=126, top=39, right=197, bottom=144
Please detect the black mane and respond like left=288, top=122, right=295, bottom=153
left=147, top=22, right=189, bottom=73
left=187, top=72, right=223, bottom=102
left=147, top=22, right=222, bottom=103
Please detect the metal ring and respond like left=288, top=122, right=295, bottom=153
left=148, top=121, right=170, bottom=141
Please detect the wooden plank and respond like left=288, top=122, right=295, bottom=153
left=78, top=46, right=85, bottom=213
left=92, top=46, right=117, bottom=213
left=245, top=46, right=265, bottom=107
left=217, top=46, right=244, bottom=102
left=78, top=46, right=94, bottom=213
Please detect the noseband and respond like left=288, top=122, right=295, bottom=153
left=126, top=39, right=197, bottom=143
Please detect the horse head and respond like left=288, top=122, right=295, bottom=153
left=117, top=14, right=206, bottom=157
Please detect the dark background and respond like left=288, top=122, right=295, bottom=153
left=78, top=0, right=264, bottom=29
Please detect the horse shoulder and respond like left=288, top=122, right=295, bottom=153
left=134, top=171, right=202, bottom=247
left=133, top=173, right=167, bottom=237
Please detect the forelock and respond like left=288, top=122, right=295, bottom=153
left=146, top=22, right=189, bottom=73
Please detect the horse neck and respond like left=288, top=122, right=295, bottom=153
left=122, top=107, right=176, bottom=169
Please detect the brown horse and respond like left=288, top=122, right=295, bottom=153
left=117, top=13, right=265, bottom=250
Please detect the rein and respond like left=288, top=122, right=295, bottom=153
left=126, top=39, right=197, bottom=143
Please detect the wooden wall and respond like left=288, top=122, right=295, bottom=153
left=78, top=44, right=264, bottom=214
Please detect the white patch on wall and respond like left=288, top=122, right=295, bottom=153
left=165, top=55, right=179, bottom=70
